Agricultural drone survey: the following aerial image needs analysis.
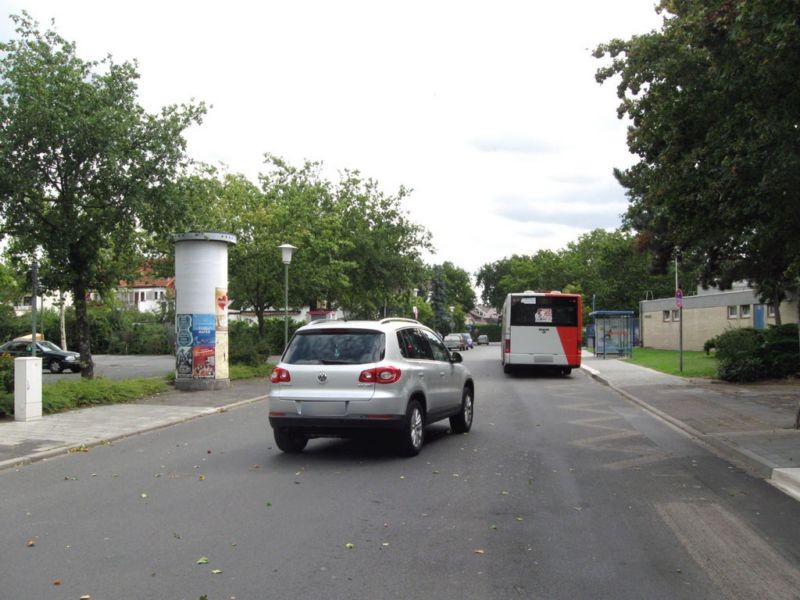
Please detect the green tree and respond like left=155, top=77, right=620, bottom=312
left=335, top=172, right=431, bottom=319
left=0, top=13, right=205, bottom=377
left=594, top=0, right=800, bottom=322
left=437, top=262, right=476, bottom=313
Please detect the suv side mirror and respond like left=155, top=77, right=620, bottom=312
left=450, top=352, right=463, bottom=363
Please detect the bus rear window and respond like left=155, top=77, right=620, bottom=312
left=510, top=296, right=578, bottom=327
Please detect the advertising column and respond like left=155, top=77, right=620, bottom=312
left=173, top=232, right=237, bottom=390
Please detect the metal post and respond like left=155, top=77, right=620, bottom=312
left=31, top=260, right=38, bottom=355
left=283, top=262, right=289, bottom=352
left=679, top=307, right=683, bottom=372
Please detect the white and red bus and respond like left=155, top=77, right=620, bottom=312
left=501, top=291, right=582, bottom=375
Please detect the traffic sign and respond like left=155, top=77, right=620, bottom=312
left=675, top=288, right=683, bottom=309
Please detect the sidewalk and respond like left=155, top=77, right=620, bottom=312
left=581, top=353, right=800, bottom=501
left=0, top=378, right=268, bottom=471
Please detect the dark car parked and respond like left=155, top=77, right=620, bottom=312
left=0, top=340, right=81, bottom=373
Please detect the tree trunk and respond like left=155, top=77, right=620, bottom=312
left=73, top=284, right=95, bottom=379
left=59, top=291, right=67, bottom=350
left=257, top=309, right=265, bottom=338
left=773, top=289, right=783, bottom=326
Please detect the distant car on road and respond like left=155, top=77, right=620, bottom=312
left=443, top=333, right=466, bottom=351
left=0, top=340, right=81, bottom=373
left=477, top=334, right=489, bottom=345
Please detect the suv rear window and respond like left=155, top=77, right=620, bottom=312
left=284, top=330, right=385, bottom=365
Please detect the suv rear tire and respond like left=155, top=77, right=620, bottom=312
left=450, top=387, right=474, bottom=434
left=274, top=428, right=308, bottom=453
left=398, top=399, right=424, bottom=456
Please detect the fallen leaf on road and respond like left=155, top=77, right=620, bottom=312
left=27, top=539, right=36, bottom=547
left=53, top=579, right=61, bottom=586
left=140, top=493, right=148, bottom=499
left=211, top=569, right=223, bottom=575
left=474, top=549, right=485, bottom=555
left=196, top=557, right=209, bottom=565
left=345, top=543, right=355, bottom=549
left=198, top=475, right=206, bottom=481
left=516, top=517, right=524, bottom=522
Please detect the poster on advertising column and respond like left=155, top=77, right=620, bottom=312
left=215, top=330, right=229, bottom=379
left=215, top=287, right=229, bottom=331
left=193, top=346, right=215, bottom=378
left=192, top=314, right=216, bottom=346
left=176, top=314, right=194, bottom=379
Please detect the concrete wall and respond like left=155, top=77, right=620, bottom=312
left=640, top=290, right=798, bottom=351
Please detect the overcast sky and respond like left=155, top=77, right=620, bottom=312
left=2, top=1, right=663, bottom=281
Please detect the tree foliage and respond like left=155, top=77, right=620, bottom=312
left=176, top=156, right=432, bottom=331
left=594, top=0, right=800, bottom=320
left=0, top=13, right=205, bottom=376
left=476, top=229, right=681, bottom=317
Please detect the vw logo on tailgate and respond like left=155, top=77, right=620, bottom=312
left=317, top=372, right=328, bottom=384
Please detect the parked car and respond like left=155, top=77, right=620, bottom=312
left=443, top=333, right=466, bottom=351
left=0, top=340, right=81, bottom=373
left=460, top=333, right=474, bottom=349
left=268, top=318, right=475, bottom=456
left=477, top=334, right=489, bottom=345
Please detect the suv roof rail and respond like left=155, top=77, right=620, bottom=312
left=379, top=317, right=421, bottom=325
left=308, top=318, right=347, bottom=325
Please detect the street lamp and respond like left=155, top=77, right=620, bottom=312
left=278, top=243, right=297, bottom=351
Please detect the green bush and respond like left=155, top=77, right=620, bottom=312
left=229, top=320, right=270, bottom=366
left=714, top=328, right=765, bottom=382
left=714, top=325, right=799, bottom=382
left=762, top=323, right=799, bottom=379
left=0, top=353, right=14, bottom=393
left=228, top=318, right=303, bottom=366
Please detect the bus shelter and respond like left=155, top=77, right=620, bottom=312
left=590, top=310, right=635, bottom=359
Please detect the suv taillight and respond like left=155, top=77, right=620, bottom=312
left=359, top=366, right=401, bottom=384
left=504, top=338, right=510, bottom=353
left=270, top=367, right=291, bottom=383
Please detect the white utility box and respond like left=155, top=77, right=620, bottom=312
left=14, top=357, right=42, bottom=421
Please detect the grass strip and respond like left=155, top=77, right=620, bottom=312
left=625, top=347, right=718, bottom=378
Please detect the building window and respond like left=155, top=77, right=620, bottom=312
left=663, top=310, right=671, bottom=322
left=767, top=304, right=776, bottom=318
left=739, top=304, right=751, bottom=318
left=671, top=309, right=680, bottom=321
left=727, top=305, right=738, bottom=319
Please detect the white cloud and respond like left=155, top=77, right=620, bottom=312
left=3, top=0, right=663, bottom=279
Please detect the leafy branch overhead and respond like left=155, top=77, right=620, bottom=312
left=593, top=0, right=800, bottom=320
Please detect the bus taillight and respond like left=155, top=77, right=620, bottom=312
left=504, top=338, right=510, bottom=354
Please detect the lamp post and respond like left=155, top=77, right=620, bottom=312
left=278, top=243, right=297, bottom=352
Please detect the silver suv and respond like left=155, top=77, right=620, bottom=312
left=268, top=318, right=475, bottom=456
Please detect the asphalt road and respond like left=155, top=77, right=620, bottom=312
left=2, top=346, right=799, bottom=599
left=44, top=354, right=174, bottom=382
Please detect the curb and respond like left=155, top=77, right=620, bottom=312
left=0, top=394, right=268, bottom=472
left=580, top=365, right=800, bottom=501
